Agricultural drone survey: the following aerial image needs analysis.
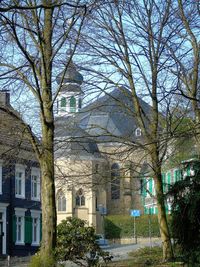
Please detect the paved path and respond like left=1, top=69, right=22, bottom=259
left=63, top=238, right=161, bottom=266
left=103, top=237, right=161, bottom=261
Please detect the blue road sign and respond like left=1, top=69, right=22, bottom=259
left=130, top=209, right=140, bottom=217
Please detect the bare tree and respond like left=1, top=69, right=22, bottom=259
left=168, top=0, right=200, bottom=147
left=0, top=0, right=88, bottom=264
left=78, top=0, right=176, bottom=261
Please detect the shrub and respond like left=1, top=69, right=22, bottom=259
left=28, top=252, right=55, bottom=267
left=55, top=217, right=103, bottom=266
left=170, top=173, right=200, bottom=265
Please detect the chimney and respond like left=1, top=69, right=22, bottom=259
left=0, top=90, right=10, bottom=106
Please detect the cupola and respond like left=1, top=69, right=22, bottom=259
left=56, top=59, right=84, bottom=117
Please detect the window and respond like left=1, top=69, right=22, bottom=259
left=15, top=165, right=25, bottom=198
left=60, top=97, right=66, bottom=111
left=135, top=127, right=142, bottom=137
left=31, top=168, right=40, bottom=201
left=76, top=188, right=85, bottom=206
left=16, top=216, right=24, bottom=243
left=31, top=210, right=41, bottom=246
left=57, top=190, right=66, bottom=212
left=13, top=208, right=26, bottom=245
left=111, top=163, right=120, bottom=200
left=70, top=96, right=76, bottom=113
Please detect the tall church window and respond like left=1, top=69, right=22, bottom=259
left=57, top=190, right=66, bottom=212
left=111, top=163, right=120, bottom=200
left=60, top=97, right=66, bottom=111
left=76, top=188, right=85, bottom=206
left=70, top=96, right=76, bottom=113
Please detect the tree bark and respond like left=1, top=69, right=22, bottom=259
left=152, top=148, right=174, bottom=261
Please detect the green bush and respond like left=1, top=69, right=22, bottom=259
left=104, top=215, right=161, bottom=239
left=129, top=246, right=163, bottom=265
left=55, top=217, right=103, bottom=266
left=28, top=252, right=55, bottom=267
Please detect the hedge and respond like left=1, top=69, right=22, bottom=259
left=104, top=215, right=161, bottom=238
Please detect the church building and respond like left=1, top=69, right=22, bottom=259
left=54, top=60, right=152, bottom=232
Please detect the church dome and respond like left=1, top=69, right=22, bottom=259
left=56, top=61, right=83, bottom=85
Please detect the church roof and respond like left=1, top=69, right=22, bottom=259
left=55, top=119, right=101, bottom=158
left=75, top=87, right=151, bottom=142
left=56, top=88, right=151, bottom=152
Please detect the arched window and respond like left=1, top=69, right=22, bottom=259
left=70, top=96, right=76, bottom=113
left=60, top=97, right=67, bottom=111
left=135, top=127, right=142, bottom=136
left=111, top=163, right=120, bottom=200
left=76, top=188, right=85, bottom=206
left=57, top=190, right=66, bottom=212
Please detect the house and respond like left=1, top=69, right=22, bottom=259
left=0, top=91, right=41, bottom=256
left=54, top=60, right=153, bottom=232
left=142, top=158, right=200, bottom=214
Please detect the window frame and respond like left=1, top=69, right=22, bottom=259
left=31, top=168, right=40, bottom=201
left=75, top=189, right=85, bottom=207
left=57, top=190, right=66, bottom=212
left=135, top=127, right=142, bottom=137
left=31, top=210, right=41, bottom=246
left=15, top=165, right=25, bottom=199
left=14, top=208, right=26, bottom=245
left=111, top=163, right=120, bottom=200
left=70, top=96, right=76, bottom=113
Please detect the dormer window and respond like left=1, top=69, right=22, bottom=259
left=135, top=127, right=142, bottom=137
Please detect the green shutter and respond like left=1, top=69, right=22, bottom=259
left=187, top=166, right=190, bottom=176
left=175, top=169, right=181, bottom=182
left=162, top=173, right=166, bottom=192
left=24, top=216, right=32, bottom=244
left=149, top=178, right=153, bottom=194
left=12, top=215, right=16, bottom=243
left=167, top=173, right=171, bottom=191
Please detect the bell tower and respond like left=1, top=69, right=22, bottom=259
left=56, top=60, right=84, bottom=117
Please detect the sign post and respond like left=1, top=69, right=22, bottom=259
left=130, top=210, right=140, bottom=244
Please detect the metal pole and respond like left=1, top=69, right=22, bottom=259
left=134, top=216, right=137, bottom=244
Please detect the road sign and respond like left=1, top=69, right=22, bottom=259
left=130, top=209, right=140, bottom=217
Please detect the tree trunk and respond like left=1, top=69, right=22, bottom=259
left=40, top=124, right=56, bottom=256
left=39, top=1, right=57, bottom=260
left=151, top=149, right=174, bottom=261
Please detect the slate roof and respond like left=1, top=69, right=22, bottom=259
left=75, top=87, right=152, bottom=142
left=55, top=87, right=152, bottom=153
left=55, top=119, right=100, bottom=158
left=0, top=104, right=35, bottom=158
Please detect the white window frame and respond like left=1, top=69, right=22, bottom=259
left=57, top=191, right=66, bottom=212
left=15, top=208, right=26, bottom=245
left=15, top=165, right=25, bottom=199
left=135, top=127, right=142, bottom=137
left=31, top=168, right=40, bottom=201
left=0, top=160, right=3, bottom=195
left=31, top=210, right=41, bottom=246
